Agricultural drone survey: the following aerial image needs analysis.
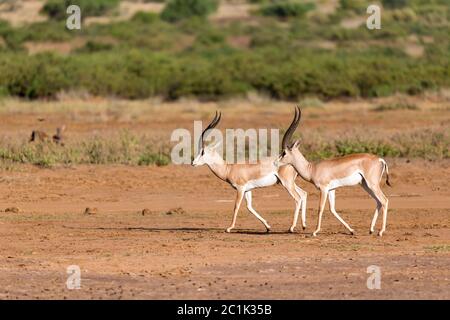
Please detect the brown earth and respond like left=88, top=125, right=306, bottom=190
left=0, top=98, right=449, bottom=299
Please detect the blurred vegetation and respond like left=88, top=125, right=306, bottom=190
left=0, top=0, right=448, bottom=100
left=0, top=127, right=447, bottom=168
left=259, top=2, right=315, bottom=18
left=42, top=0, right=121, bottom=20
left=161, top=0, right=219, bottom=22
left=301, top=128, right=450, bottom=161
left=372, top=101, right=419, bottom=111
left=0, top=131, right=171, bottom=167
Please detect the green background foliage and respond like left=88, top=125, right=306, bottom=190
left=0, top=0, right=448, bottom=100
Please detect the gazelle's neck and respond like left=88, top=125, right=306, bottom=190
left=292, top=150, right=313, bottom=182
left=206, top=155, right=228, bottom=181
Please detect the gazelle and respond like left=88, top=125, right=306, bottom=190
left=29, top=130, right=49, bottom=143
left=52, top=125, right=66, bottom=146
left=30, top=125, right=66, bottom=145
left=276, top=107, right=391, bottom=237
left=192, top=111, right=307, bottom=233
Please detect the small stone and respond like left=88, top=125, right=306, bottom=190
left=142, top=208, right=151, bottom=216
left=5, top=207, right=19, bottom=213
left=84, top=207, right=98, bottom=215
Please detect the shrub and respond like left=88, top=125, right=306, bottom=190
left=66, top=50, right=177, bottom=99
left=161, top=0, right=219, bottom=22
left=42, top=0, right=120, bottom=20
left=299, top=97, right=324, bottom=108
left=131, top=11, right=160, bottom=24
left=372, top=102, right=419, bottom=112
left=382, top=0, right=408, bottom=9
left=75, top=40, right=113, bottom=53
left=0, top=133, right=173, bottom=167
left=167, top=57, right=249, bottom=100
left=0, top=53, right=70, bottom=99
left=339, top=0, right=368, bottom=13
left=138, top=152, right=171, bottom=166
left=260, top=2, right=315, bottom=18
left=335, top=139, right=401, bottom=157
left=388, top=8, right=417, bottom=23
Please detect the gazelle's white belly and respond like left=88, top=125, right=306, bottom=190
left=327, top=172, right=363, bottom=190
left=244, top=174, right=278, bottom=191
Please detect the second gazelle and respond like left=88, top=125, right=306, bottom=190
left=276, top=107, right=391, bottom=237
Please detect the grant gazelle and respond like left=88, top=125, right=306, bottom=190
left=276, top=107, right=391, bottom=236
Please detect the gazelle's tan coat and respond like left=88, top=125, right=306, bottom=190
left=277, top=107, right=391, bottom=236
left=30, top=125, right=66, bottom=145
left=192, top=112, right=307, bottom=233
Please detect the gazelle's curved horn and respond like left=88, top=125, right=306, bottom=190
left=281, top=106, right=301, bottom=150
left=199, top=111, right=222, bottom=150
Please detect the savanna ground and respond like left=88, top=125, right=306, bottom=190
left=0, top=96, right=449, bottom=299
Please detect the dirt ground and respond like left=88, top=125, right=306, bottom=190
left=0, top=97, right=449, bottom=299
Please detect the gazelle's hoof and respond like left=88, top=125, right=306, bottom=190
left=302, top=226, right=306, bottom=230
left=369, top=230, right=374, bottom=235
left=289, top=227, right=295, bottom=233
left=378, top=230, right=384, bottom=237
left=266, top=227, right=271, bottom=233
left=226, top=228, right=233, bottom=233
left=312, top=232, right=318, bottom=237
left=349, top=229, right=355, bottom=235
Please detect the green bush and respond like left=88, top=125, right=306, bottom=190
left=42, top=0, right=120, bottom=20
left=161, top=0, right=219, bottom=22
left=372, top=102, right=419, bottom=112
left=67, top=50, right=177, bottom=99
left=75, top=40, right=114, bottom=53
left=339, top=0, right=368, bottom=13
left=335, top=139, right=401, bottom=157
left=166, top=57, right=249, bottom=100
left=0, top=47, right=449, bottom=100
left=382, top=0, right=408, bottom=9
left=260, top=2, right=315, bottom=18
left=0, top=53, right=70, bottom=99
left=131, top=11, right=160, bottom=24
left=138, top=152, right=171, bottom=166
left=0, top=133, right=173, bottom=167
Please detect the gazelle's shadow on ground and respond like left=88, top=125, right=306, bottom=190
left=62, top=225, right=295, bottom=235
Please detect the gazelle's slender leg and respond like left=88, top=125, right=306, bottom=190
left=313, top=189, right=328, bottom=237
left=279, top=180, right=302, bottom=233
left=364, top=180, right=388, bottom=236
left=244, top=191, right=271, bottom=232
left=226, top=188, right=245, bottom=233
left=328, top=190, right=354, bottom=234
left=361, top=180, right=381, bottom=234
left=379, top=197, right=388, bottom=236
left=285, top=183, right=303, bottom=232
left=294, top=185, right=307, bottom=229
left=370, top=206, right=380, bottom=234
left=373, top=187, right=388, bottom=236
